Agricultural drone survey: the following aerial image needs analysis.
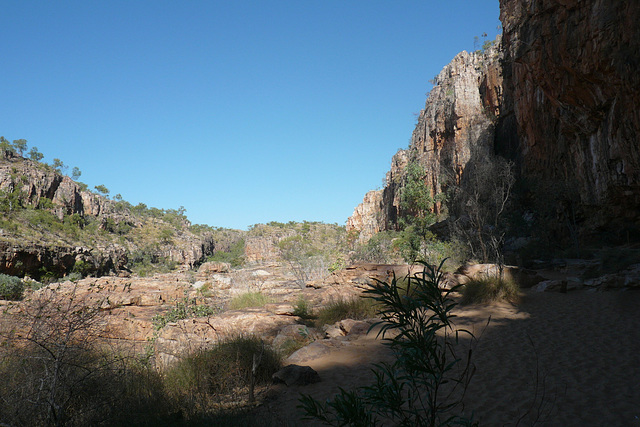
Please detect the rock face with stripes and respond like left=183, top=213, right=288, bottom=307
left=348, top=42, right=503, bottom=241
left=499, top=0, right=640, bottom=235
left=350, top=0, right=640, bottom=244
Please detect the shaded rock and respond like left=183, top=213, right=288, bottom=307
left=323, top=324, right=345, bottom=339
left=272, top=364, right=320, bottom=386
left=340, top=319, right=371, bottom=336
left=272, top=324, right=311, bottom=349
left=455, top=264, right=544, bottom=288
left=533, top=279, right=582, bottom=293
left=286, top=341, right=332, bottom=364
left=500, top=0, right=640, bottom=238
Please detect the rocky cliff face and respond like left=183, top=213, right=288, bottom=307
left=499, top=0, right=640, bottom=237
left=0, top=153, right=214, bottom=278
left=348, top=41, right=504, bottom=242
left=350, top=0, right=640, bottom=245
left=0, top=152, right=135, bottom=223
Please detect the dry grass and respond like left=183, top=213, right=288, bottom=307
left=314, top=296, right=379, bottom=327
left=228, top=292, right=274, bottom=310
left=461, top=276, right=520, bottom=305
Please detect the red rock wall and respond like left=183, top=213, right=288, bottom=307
left=500, top=0, right=640, bottom=232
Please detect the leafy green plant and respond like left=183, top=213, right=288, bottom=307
left=207, top=238, right=246, bottom=267
left=152, top=298, right=220, bottom=330
left=461, top=276, right=520, bottom=305
left=229, top=292, right=274, bottom=310
left=300, top=261, right=477, bottom=426
left=0, top=274, right=24, bottom=300
left=293, top=295, right=314, bottom=319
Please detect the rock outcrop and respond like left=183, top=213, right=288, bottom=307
left=348, top=42, right=503, bottom=241
left=499, top=0, right=640, bottom=237
left=350, top=0, right=640, bottom=245
left=0, top=153, right=214, bottom=278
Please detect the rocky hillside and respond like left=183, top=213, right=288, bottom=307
left=349, top=0, right=640, bottom=249
left=0, top=149, right=215, bottom=280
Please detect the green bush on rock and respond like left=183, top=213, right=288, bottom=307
left=0, top=274, right=24, bottom=300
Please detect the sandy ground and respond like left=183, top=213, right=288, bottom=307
left=254, top=288, right=640, bottom=426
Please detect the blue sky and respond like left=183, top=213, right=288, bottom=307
left=2, top=1, right=500, bottom=230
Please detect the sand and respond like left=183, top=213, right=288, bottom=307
left=256, top=289, right=640, bottom=426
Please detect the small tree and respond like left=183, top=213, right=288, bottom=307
left=278, top=235, right=326, bottom=288
left=71, top=166, right=82, bottom=180
left=450, top=155, right=515, bottom=271
left=52, top=158, right=68, bottom=174
left=0, top=137, right=13, bottom=154
left=94, top=184, right=110, bottom=196
left=28, top=146, right=44, bottom=162
left=11, top=139, right=27, bottom=156
left=396, top=161, right=439, bottom=263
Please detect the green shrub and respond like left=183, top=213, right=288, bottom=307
left=61, top=272, right=83, bottom=283
left=292, top=295, right=314, bottom=319
left=300, top=261, right=477, bottom=426
left=152, top=298, right=220, bottom=330
left=207, top=238, right=246, bottom=268
left=461, top=276, right=519, bottom=305
left=72, top=259, right=93, bottom=277
left=0, top=274, right=24, bottom=300
left=314, top=296, right=378, bottom=327
left=229, top=292, right=273, bottom=310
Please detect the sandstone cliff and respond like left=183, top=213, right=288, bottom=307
left=499, top=0, right=640, bottom=238
left=348, top=41, right=503, bottom=242
left=349, top=0, right=640, bottom=246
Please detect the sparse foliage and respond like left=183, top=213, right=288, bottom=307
left=300, top=261, right=477, bottom=426
left=450, top=155, right=515, bottom=269
left=94, top=184, right=109, bottom=195
left=52, top=158, right=68, bottom=174
left=71, top=166, right=81, bottom=180
left=28, top=146, right=44, bottom=161
left=461, top=276, right=519, bottom=305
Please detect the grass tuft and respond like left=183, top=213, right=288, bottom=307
left=314, top=296, right=379, bottom=327
left=164, top=334, right=281, bottom=413
left=461, top=276, right=520, bottom=305
left=229, top=292, right=274, bottom=310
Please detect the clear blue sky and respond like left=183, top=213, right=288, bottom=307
left=2, top=1, right=500, bottom=230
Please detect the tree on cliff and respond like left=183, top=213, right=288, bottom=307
left=52, top=158, right=67, bottom=174
left=28, top=146, right=44, bottom=162
left=71, top=166, right=82, bottom=180
left=0, top=137, right=27, bottom=156
left=94, top=184, right=110, bottom=196
left=395, top=161, right=439, bottom=262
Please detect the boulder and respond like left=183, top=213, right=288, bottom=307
left=286, top=341, right=332, bottom=364
left=272, top=364, right=320, bottom=386
left=340, top=319, right=371, bottom=336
